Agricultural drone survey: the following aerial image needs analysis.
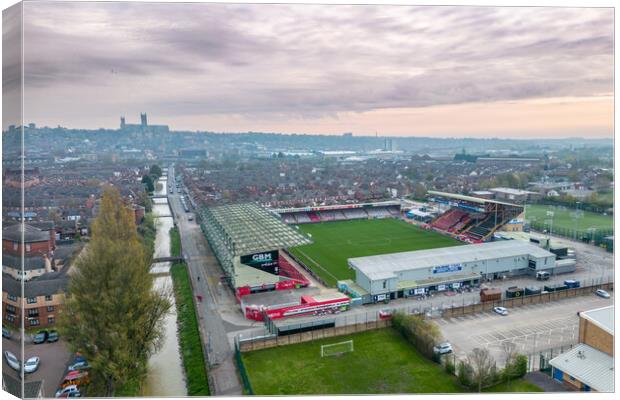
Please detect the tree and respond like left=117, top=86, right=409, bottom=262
left=467, top=347, right=496, bottom=392
left=149, top=164, right=162, bottom=180
left=59, top=187, right=171, bottom=396
left=142, top=174, right=154, bottom=193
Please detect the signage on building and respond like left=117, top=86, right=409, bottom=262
left=240, top=250, right=279, bottom=275
left=432, top=264, right=463, bottom=274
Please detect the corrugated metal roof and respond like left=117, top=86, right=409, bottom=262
left=428, top=190, right=521, bottom=207
left=549, top=343, right=614, bottom=392
left=349, top=241, right=555, bottom=281
left=580, top=306, right=614, bottom=335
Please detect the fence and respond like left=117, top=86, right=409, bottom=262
left=528, top=343, right=576, bottom=374
left=234, top=337, right=254, bottom=395
left=238, top=318, right=392, bottom=352
left=440, top=279, right=613, bottom=319
left=528, top=220, right=613, bottom=246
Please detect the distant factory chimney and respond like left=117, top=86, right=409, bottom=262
left=120, top=116, right=126, bottom=130
left=140, top=112, right=147, bottom=127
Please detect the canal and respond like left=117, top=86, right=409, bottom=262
left=143, top=177, right=187, bottom=396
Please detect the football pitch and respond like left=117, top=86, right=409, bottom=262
left=242, top=328, right=464, bottom=395
left=525, top=204, right=613, bottom=233
left=288, top=219, right=461, bottom=286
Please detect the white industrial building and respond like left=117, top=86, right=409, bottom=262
left=346, top=240, right=563, bottom=303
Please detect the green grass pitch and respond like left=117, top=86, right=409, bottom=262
left=242, top=329, right=464, bottom=394
left=288, top=218, right=462, bottom=286
left=525, top=204, right=613, bottom=232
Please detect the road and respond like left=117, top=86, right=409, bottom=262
left=167, top=166, right=244, bottom=395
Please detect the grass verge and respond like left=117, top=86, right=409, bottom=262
left=170, top=262, right=210, bottom=395
left=483, top=379, right=544, bottom=392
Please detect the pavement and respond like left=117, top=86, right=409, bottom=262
left=525, top=371, right=577, bottom=392
left=2, top=336, right=72, bottom=398
left=167, top=166, right=244, bottom=396
left=436, top=293, right=613, bottom=367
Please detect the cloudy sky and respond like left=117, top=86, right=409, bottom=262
left=5, top=2, right=615, bottom=137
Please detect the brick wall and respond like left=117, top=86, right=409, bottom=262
left=579, top=318, right=613, bottom=356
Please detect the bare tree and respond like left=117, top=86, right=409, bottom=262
left=467, top=347, right=496, bottom=392
left=501, top=341, right=517, bottom=388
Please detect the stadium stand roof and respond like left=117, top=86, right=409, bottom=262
left=272, top=200, right=400, bottom=214
left=428, top=190, right=521, bottom=207
left=349, top=240, right=554, bottom=281
left=206, top=203, right=312, bottom=255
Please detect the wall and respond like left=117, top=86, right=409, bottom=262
left=579, top=318, right=613, bottom=356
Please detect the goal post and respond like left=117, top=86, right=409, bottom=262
left=321, top=340, right=354, bottom=357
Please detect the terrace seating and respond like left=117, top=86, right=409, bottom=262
left=334, top=210, right=347, bottom=220
left=432, top=209, right=468, bottom=231
left=343, top=209, right=368, bottom=219
left=319, top=211, right=336, bottom=221
left=295, top=213, right=311, bottom=223
left=278, top=256, right=309, bottom=284
left=307, top=212, right=321, bottom=222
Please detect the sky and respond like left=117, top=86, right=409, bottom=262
left=3, top=2, right=615, bottom=138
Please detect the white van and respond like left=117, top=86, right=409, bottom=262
left=536, top=271, right=550, bottom=280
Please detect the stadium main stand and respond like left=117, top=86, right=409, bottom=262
left=427, top=191, right=524, bottom=243
left=272, top=201, right=402, bottom=225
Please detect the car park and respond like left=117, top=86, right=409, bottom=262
left=493, top=306, right=509, bottom=316
left=33, top=330, right=49, bottom=344
left=56, top=385, right=80, bottom=398
left=2, top=326, right=11, bottom=339
left=48, top=330, right=60, bottom=343
left=24, top=356, right=40, bottom=374
left=433, top=342, right=453, bottom=355
left=4, top=351, right=20, bottom=371
left=595, top=289, right=611, bottom=299
left=68, top=360, right=90, bottom=371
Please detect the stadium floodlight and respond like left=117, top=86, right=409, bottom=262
left=321, top=340, right=354, bottom=357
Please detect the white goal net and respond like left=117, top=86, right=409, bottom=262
left=321, top=340, right=354, bottom=357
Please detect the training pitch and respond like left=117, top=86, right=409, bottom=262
left=242, top=329, right=464, bottom=395
left=289, top=218, right=461, bottom=286
left=525, top=204, right=612, bottom=233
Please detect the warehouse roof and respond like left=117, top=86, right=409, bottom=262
left=348, top=241, right=555, bottom=281
left=205, top=203, right=312, bottom=255
left=580, top=306, right=614, bottom=335
left=549, top=343, right=614, bottom=392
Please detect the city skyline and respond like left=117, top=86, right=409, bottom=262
left=4, top=3, right=615, bottom=138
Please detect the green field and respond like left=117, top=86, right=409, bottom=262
left=525, top=204, right=613, bottom=232
left=242, top=329, right=464, bottom=395
left=483, top=379, right=543, bottom=393
left=289, top=219, right=461, bottom=286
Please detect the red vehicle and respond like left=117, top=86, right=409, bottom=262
left=379, top=309, right=393, bottom=320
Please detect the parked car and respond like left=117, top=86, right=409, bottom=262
left=68, top=360, right=90, bottom=372
left=33, top=330, right=49, bottom=344
left=2, top=326, right=11, bottom=339
left=47, top=330, right=60, bottom=343
left=433, top=342, right=453, bottom=355
left=24, top=356, right=40, bottom=374
left=379, top=309, right=393, bottom=320
left=4, top=351, right=20, bottom=371
left=56, top=385, right=81, bottom=398
left=493, top=306, right=509, bottom=316
left=595, top=289, right=611, bottom=299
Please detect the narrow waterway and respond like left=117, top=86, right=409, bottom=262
left=143, top=177, right=187, bottom=396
